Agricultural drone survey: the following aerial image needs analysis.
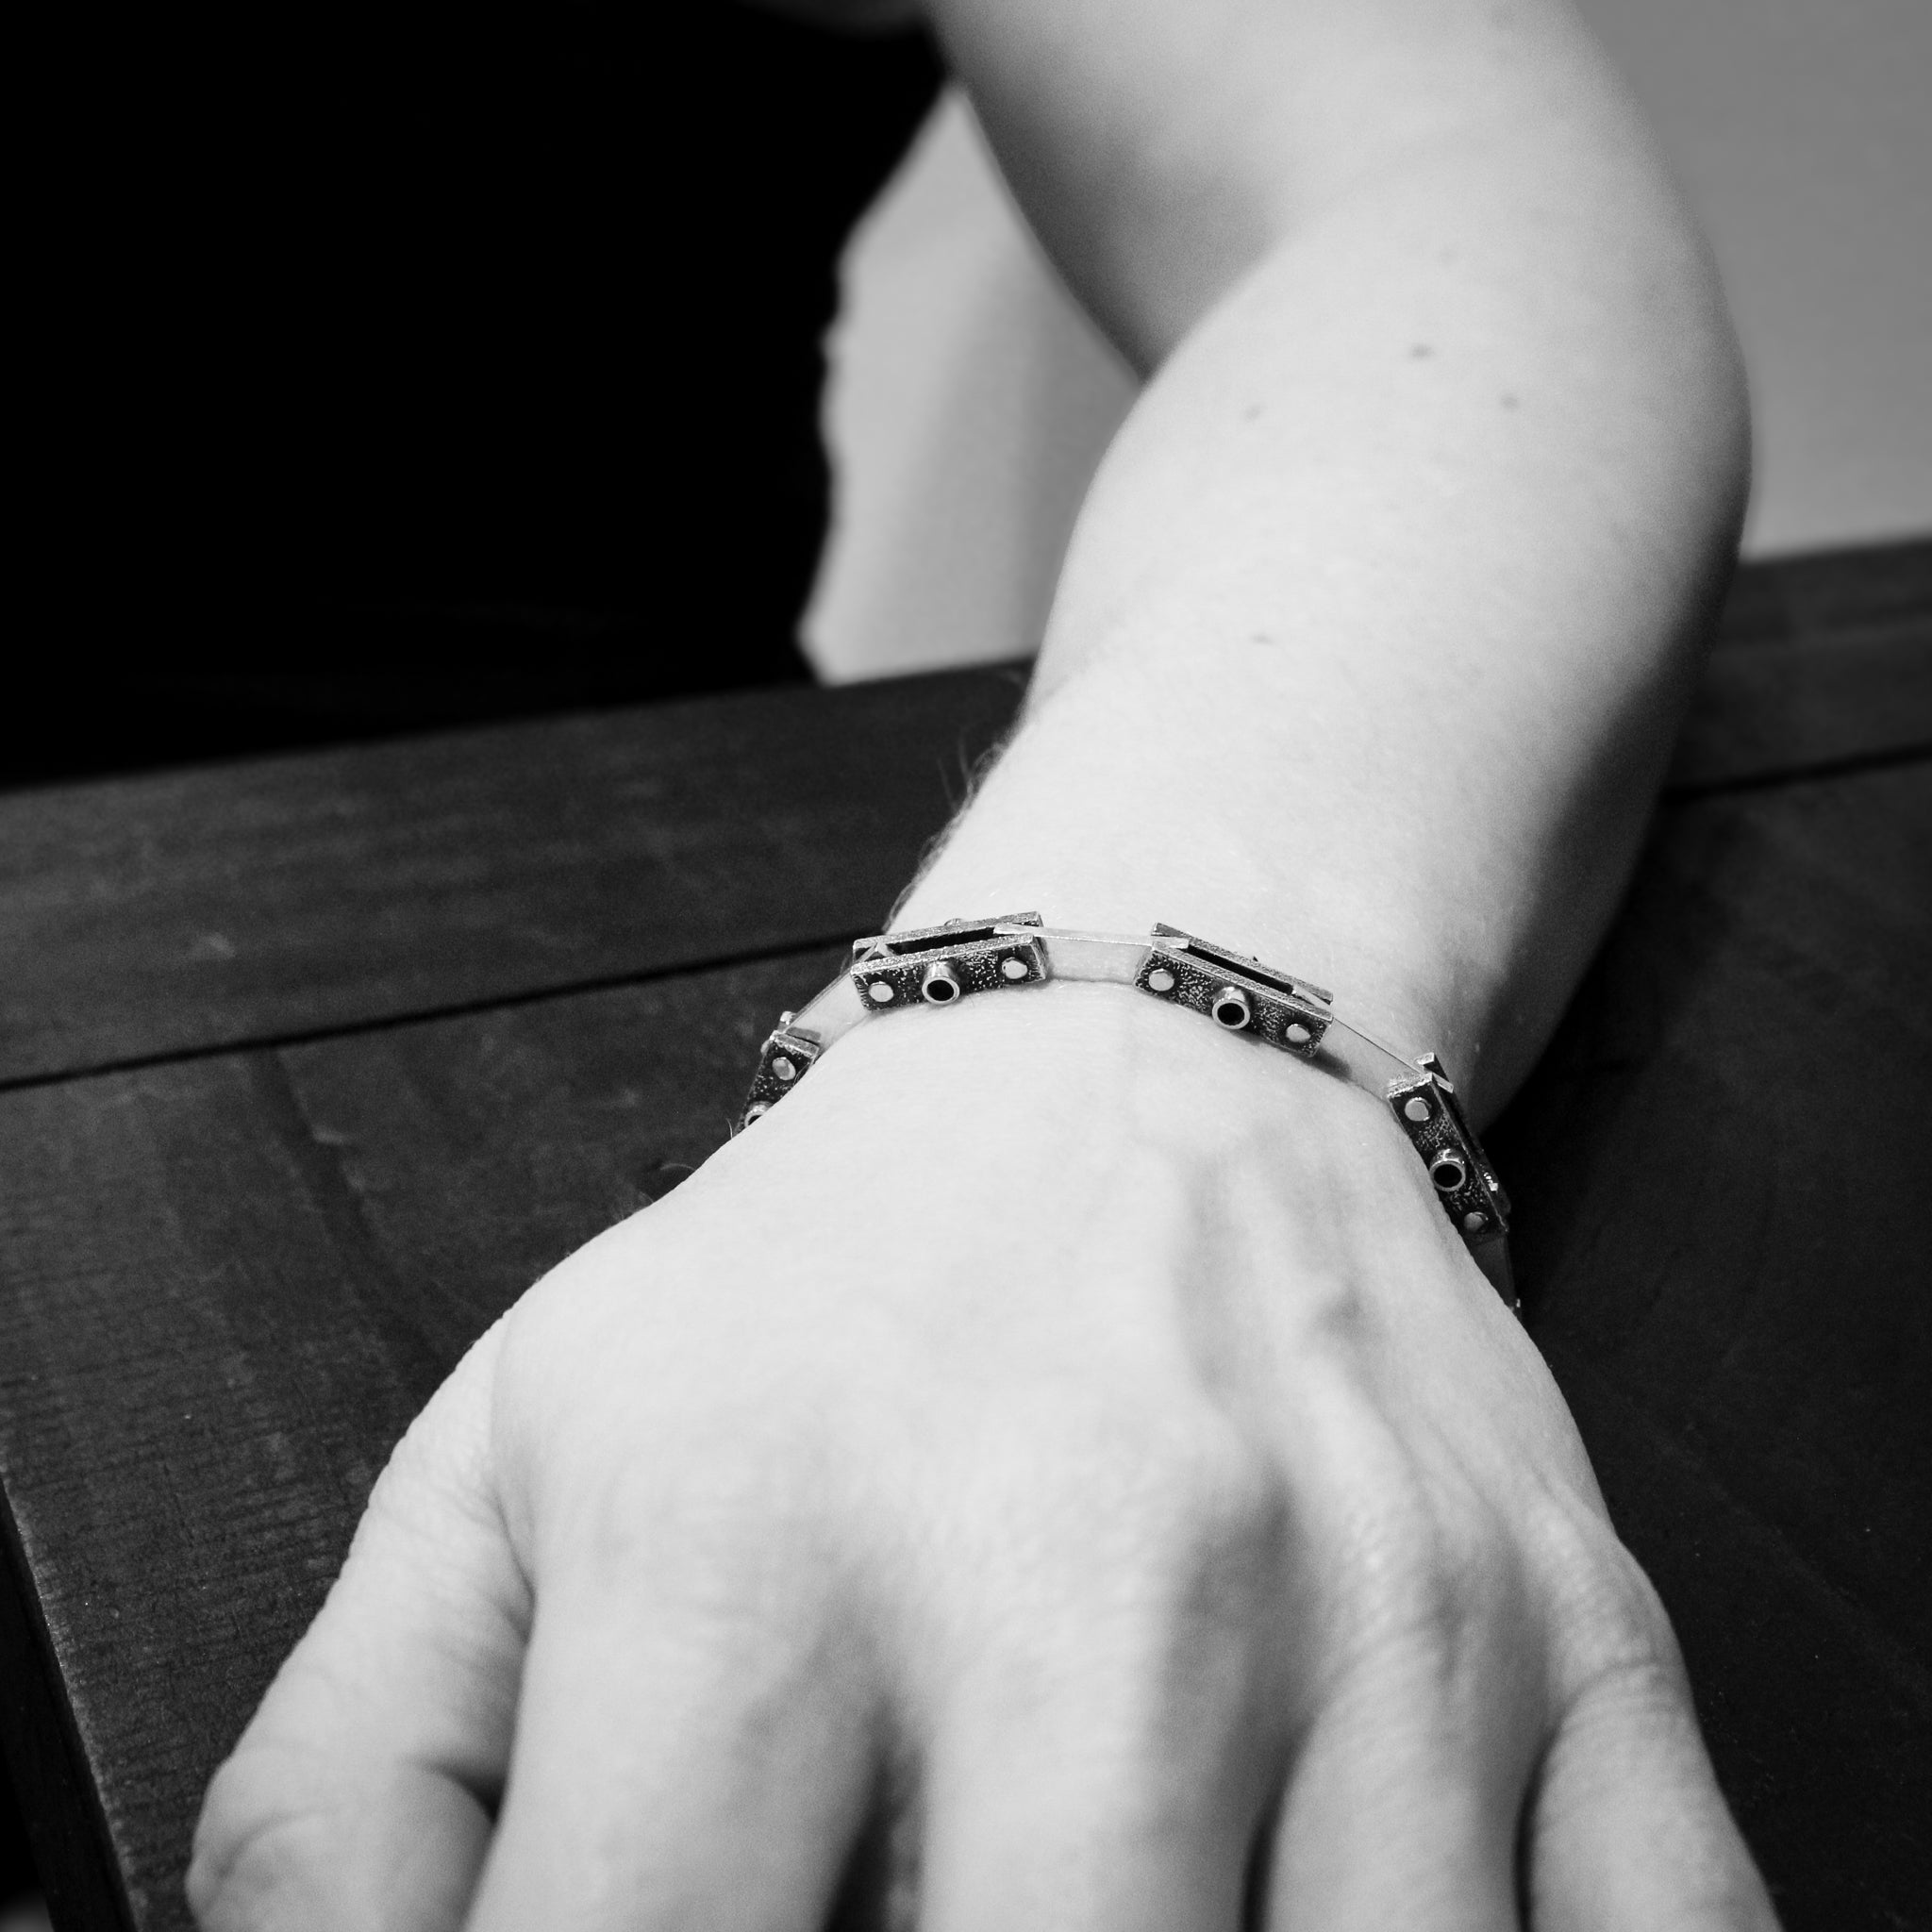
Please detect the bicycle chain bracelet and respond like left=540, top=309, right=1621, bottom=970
left=738, top=914, right=1516, bottom=1307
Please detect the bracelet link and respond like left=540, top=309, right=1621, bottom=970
left=741, top=1019, right=825, bottom=1124
left=847, top=912, right=1050, bottom=1010
left=1133, top=923, right=1333, bottom=1059
left=1386, top=1055, right=1514, bottom=1295
left=731, top=913, right=1518, bottom=1311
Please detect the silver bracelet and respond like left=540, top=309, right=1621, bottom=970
left=739, top=914, right=1516, bottom=1307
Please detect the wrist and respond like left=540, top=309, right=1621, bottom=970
left=891, top=719, right=1487, bottom=1107
left=731, top=907, right=1515, bottom=1305
left=724, top=971, right=1464, bottom=1287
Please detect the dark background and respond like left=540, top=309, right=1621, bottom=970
left=13, top=3, right=942, bottom=790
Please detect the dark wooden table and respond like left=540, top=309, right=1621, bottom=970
left=3, top=543, right=1929, bottom=1932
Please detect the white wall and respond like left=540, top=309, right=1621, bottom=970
left=803, top=0, right=1932, bottom=681
left=1581, top=0, right=1931, bottom=555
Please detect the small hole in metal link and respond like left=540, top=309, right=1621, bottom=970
left=1211, top=987, right=1252, bottom=1030
left=1429, top=1149, right=1468, bottom=1193
left=922, top=965, right=962, bottom=1005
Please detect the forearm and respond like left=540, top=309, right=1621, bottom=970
left=900, top=98, right=1747, bottom=1117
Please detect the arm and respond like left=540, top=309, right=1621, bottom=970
left=910, top=0, right=1746, bottom=1109
left=189, top=2, right=1766, bottom=1927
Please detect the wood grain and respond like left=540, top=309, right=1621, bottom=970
left=0, top=670, right=1024, bottom=1087
left=2, top=544, right=1924, bottom=1091
left=0, top=540, right=1926, bottom=1930
left=1491, top=764, right=1932, bottom=1928
left=1668, top=539, right=1932, bottom=791
left=4, top=754, right=1928, bottom=1927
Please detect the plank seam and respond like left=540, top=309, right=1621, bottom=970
left=1660, top=737, right=1932, bottom=802
left=4, top=734, right=1928, bottom=1098
left=0, top=928, right=867, bottom=1100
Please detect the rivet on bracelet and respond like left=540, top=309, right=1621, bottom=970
left=1001, top=956, right=1031, bottom=982
left=867, top=980, right=896, bottom=1004
left=1404, top=1095, right=1432, bottom=1123
left=1463, top=1210, right=1488, bottom=1233
left=772, top=1056, right=797, bottom=1082
left=1146, top=967, right=1176, bottom=993
left=922, top=963, right=962, bottom=1005
left=1211, top=986, right=1253, bottom=1030
left=1285, top=1022, right=1313, bottom=1045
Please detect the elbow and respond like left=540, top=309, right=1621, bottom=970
left=1655, top=208, right=1754, bottom=557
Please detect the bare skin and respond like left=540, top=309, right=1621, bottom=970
left=190, top=0, right=1767, bottom=1926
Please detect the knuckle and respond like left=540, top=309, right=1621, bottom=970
left=1340, top=1480, right=1526, bottom=1678
left=1524, top=1491, right=1688, bottom=1693
left=1111, top=1414, right=1290, bottom=1587
left=1019, top=1400, right=1291, bottom=1627
left=946, top=1404, right=1297, bottom=1724
left=1569, top=1650, right=1690, bottom=1763
left=552, top=1424, right=853, bottom=1682
left=1563, top=1639, right=1695, bottom=1740
left=189, top=1744, right=334, bottom=1932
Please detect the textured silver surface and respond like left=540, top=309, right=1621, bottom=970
left=1385, top=1059, right=1511, bottom=1251
left=740, top=1022, right=825, bottom=1129
left=1132, top=925, right=1332, bottom=1060
left=848, top=913, right=1051, bottom=1010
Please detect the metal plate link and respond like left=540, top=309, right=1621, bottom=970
left=1386, top=1054, right=1511, bottom=1246
left=1133, top=922, right=1333, bottom=1058
left=847, top=912, right=1051, bottom=1012
left=739, top=1022, right=824, bottom=1128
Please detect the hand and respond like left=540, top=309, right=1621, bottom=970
left=189, top=989, right=1775, bottom=1930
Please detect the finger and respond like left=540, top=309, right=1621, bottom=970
left=1261, top=1626, right=1544, bottom=1932
left=1526, top=1656, right=1777, bottom=1931
left=915, top=1704, right=1268, bottom=1932
left=190, top=1324, right=527, bottom=1932
left=465, top=1551, right=880, bottom=1932
left=912, top=1597, right=1287, bottom=1931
